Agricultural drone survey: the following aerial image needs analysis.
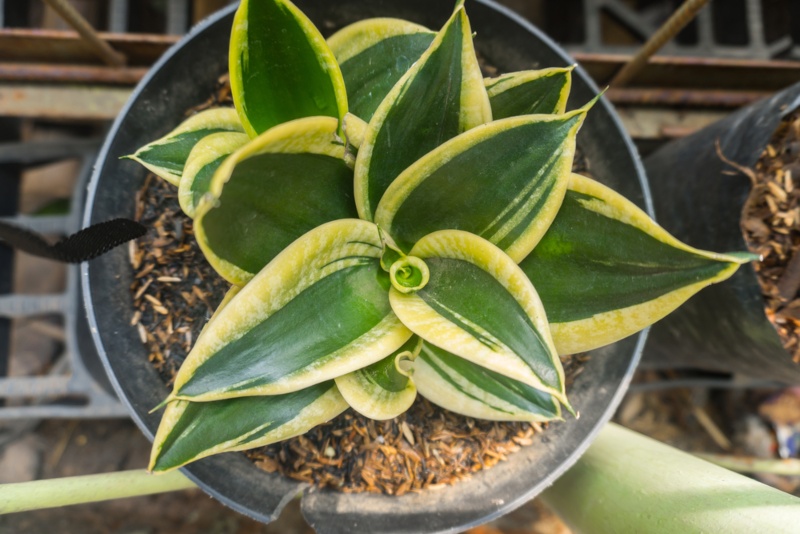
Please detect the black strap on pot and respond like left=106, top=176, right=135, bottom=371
left=0, top=218, right=146, bottom=263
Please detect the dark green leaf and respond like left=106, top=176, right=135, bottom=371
left=353, top=5, right=491, bottom=221
left=229, top=0, right=347, bottom=137
left=172, top=219, right=412, bottom=402
left=149, top=382, right=346, bottom=472
left=521, top=174, right=752, bottom=354
left=485, top=67, right=573, bottom=119
left=328, top=18, right=435, bottom=122
left=194, top=117, right=357, bottom=285
left=414, top=343, right=561, bottom=421
left=375, top=109, right=588, bottom=262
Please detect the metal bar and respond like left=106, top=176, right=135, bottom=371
left=0, top=84, right=131, bottom=121
left=41, top=0, right=127, bottom=67
left=0, top=403, right=130, bottom=420
left=573, top=52, right=800, bottom=91
left=745, top=0, right=768, bottom=58
left=0, top=215, right=72, bottom=235
left=167, top=0, right=190, bottom=35
left=0, top=295, right=67, bottom=318
left=0, top=139, right=100, bottom=165
left=606, top=88, right=772, bottom=108
left=0, top=29, right=176, bottom=66
left=108, top=0, right=130, bottom=33
left=610, top=0, right=711, bottom=87
left=0, top=63, right=148, bottom=85
left=602, top=0, right=654, bottom=42
left=0, top=376, right=72, bottom=397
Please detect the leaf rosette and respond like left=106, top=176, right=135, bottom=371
left=125, top=0, right=754, bottom=473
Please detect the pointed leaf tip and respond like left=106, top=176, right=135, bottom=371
left=522, top=173, right=753, bottom=355
left=230, top=0, right=347, bottom=137
left=353, top=3, right=490, bottom=220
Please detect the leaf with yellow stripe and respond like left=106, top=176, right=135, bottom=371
left=389, top=229, right=570, bottom=408
left=178, top=132, right=250, bottom=218
left=413, top=343, right=561, bottom=422
left=194, top=116, right=358, bottom=286
left=353, top=1, right=492, bottom=221
left=485, top=66, right=574, bottom=119
left=374, top=106, right=591, bottom=262
left=149, top=381, right=346, bottom=473
left=229, top=0, right=347, bottom=137
left=125, top=108, right=244, bottom=186
left=335, top=336, right=421, bottom=420
left=521, top=174, right=754, bottom=355
left=170, top=219, right=412, bottom=402
left=328, top=18, right=435, bottom=122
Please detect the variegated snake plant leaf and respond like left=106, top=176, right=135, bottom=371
left=125, top=0, right=755, bottom=472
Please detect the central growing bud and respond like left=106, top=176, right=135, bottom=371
left=389, top=255, right=430, bottom=293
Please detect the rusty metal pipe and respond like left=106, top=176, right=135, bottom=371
left=41, top=0, right=127, bottom=67
left=610, top=0, right=710, bottom=87
left=0, top=63, right=147, bottom=85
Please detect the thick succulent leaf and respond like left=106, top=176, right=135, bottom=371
left=149, top=381, right=346, bottom=473
left=485, top=67, right=573, bottom=119
left=521, top=174, right=754, bottom=355
left=171, top=219, right=412, bottom=402
left=194, top=116, right=358, bottom=286
left=390, top=230, right=568, bottom=405
left=229, top=0, right=347, bottom=137
left=374, top=109, right=588, bottom=262
left=335, top=336, right=420, bottom=420
left=178, top=132, right=250, bottom=218
left=413, top=343, right=561, bottom=422
left=125, top=108, right=243, bottom=186
left=353, top=2, right=492, bottom=221
left=328, top=18, right=435, bottom=122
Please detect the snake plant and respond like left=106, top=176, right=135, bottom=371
left=129, top=0, right=753, bottom=473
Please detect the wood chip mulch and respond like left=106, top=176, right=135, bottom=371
left=741, top=110, right=800, bottom=363
left=129, top=175, right=582, bottom=495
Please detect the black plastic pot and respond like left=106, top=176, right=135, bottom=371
left=643, top=84, right=800, bottom=385
left=81, top=1, right=650, bottom=532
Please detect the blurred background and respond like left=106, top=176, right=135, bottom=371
left=1, top=1, right=799, bottom=532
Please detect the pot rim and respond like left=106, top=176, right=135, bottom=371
left=81, top=1, right=649, bottom=531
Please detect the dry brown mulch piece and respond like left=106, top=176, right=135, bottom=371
left=129, top=175, right=583, bottom=494
left=741, top=110, right=800, bottom=363
left=129, top=174, right=229, bottom=386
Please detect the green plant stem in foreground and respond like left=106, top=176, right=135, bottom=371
left=541, top=423, right=800, bottom=534
left=695, top=453, right=800, bottom=477
left=4, top=424, right=800, bottom=528
left=0, top=469, right=195, bottom=514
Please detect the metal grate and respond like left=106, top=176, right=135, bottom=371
left=0, top=139, right=127, bottom=419
left=562, top=0, right=799, bottom=59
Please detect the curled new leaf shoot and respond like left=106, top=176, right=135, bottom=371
left=389, top=256, right=430, bottom=294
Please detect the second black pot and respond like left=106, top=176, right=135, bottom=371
left=643, top=83, right=800, bottom=385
